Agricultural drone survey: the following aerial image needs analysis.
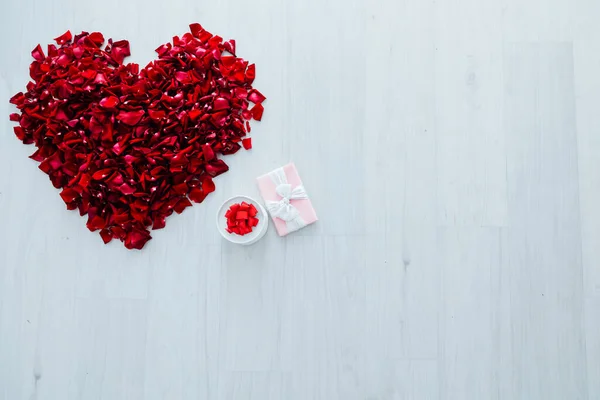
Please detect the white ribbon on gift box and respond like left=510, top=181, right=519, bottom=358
left=266, top=167, right=308, bottom=232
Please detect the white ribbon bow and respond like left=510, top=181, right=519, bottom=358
left=266, top=167, right=308, bottom=232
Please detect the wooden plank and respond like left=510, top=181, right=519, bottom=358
left=433, top=0, right=507, bottom=227
left=437, top=228, right=513, bottom=399
left=504, top=42, right=588, bottom=399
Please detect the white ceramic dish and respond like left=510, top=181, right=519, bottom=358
left=216, top=195, right=268, bottom=245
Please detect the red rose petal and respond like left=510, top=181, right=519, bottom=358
left=188, top=109, right=201, bottom=121
left=174, top=197, right=192, bottom=214
left=9, top=93, right=25, bottom=106
left=92, top=168, right=113, bottom=180
left=153, top=215, right=166, bottom=230
left=124, top=228, right=151, bottom=250
left=248, top=89, right=266, bottom=104
left=81, top=69, right=97, bottom=80
left=205, top=159, right=229, bottom=176
left=213, top=97, right=229, bottom=110
left=202, top=144, right=215, bottom=161
left=88, top=32, right=105, bottom=46
left=110, top=226, right=125, bottom=239
left=119, top=183, right=136, bottom=195
left=59, top=188, right=79, bottom=203
left=148, top=109, right=166, bottom=121
left=100, top=96, right=119, bottom=109
left=251, top=104, right=264, bottom=121
left=54, top=30, right=72, bottom=45
left=109, top=40, right=131, bottom=64
left=224, top=202, right=259, bottom=236
left=100, top=229, right=113, bottom=244
left=14, top=126, right=26, bottom=141
left=94, top=73, right=107, bottom=85
left=172, top=182, right=189, bottom=195
left=242, top=138, right=252, bottom=150
left=245, top=64, right=255, bottom=83
left=175, top=71, right=189, bottom=82
left=224, top=39, right=236, bottom=55
left=86, top=215, right=106, bottom=231
left=189, top=188, right=207, bottom=203
left=202, top=176, right=215, bottom=194
left=117, top=110, right=144, bottom=125
left=31, top=44, right=45, bottom=61
left=249, top=204, right=258, bottom=217
left=189, top=23, right=204, bottom=38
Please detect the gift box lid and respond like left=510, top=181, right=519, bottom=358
left=256, top=163, right=317, bottom=236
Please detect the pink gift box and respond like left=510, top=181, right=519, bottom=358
left=257, top=163, right=318, bottom=236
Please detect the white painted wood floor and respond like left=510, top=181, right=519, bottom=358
left=1, top=0, right=599, bottom=399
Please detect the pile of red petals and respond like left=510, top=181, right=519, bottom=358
left=225, top=202, right=259, bottom=235
left=9, top=24, right=265, bottom=249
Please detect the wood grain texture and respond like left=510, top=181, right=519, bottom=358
left=0, top=0, right=597, bottom=399
left=504, top=42, right=588, bottom=399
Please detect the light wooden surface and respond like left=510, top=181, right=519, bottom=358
left=1, top=0, right=599, bottom=399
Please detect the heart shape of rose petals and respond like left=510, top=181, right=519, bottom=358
left=9, top=24, right=265, bottom=249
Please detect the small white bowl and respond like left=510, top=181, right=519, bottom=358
left=216, top=195, right=268, bottom=245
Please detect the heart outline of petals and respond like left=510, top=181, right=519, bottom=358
left=9, top=24, right=265, bottom=249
